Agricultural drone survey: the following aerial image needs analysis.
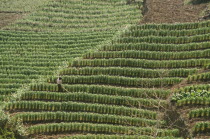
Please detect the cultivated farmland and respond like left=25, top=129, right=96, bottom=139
left=0, top=0, right=210, bottom=139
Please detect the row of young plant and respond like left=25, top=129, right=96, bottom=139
left=0, top=69, right=53, bottom=76
left=0, top=74, right=39, bottom=80
left=175, top=97, right=210, bottom=107
left=0, top=88, right=17, bottom=96
left=171, top=90, right=210, bottom=102
left=192, top=122, right=210, bottom=134
left=175, top=84, right=210, bottom=93
left=12, top=111, right=164, bottom=127
left=30, top=14, right=137, bottom=25
left=129, top=21, right=210, bottom=31
left=0, top=84, right=21, bottom=89
left=83, top=49, right=210, bottom=60
left=49, top=75, right=182, bottom=88
left=101, top=42, right=210, bottom=52
left=0, top=57, right=70, bottom=64
left=71, top=58, right=210, bottom=69
left=0, top=29, right=114, bottom=39
left=189, top=107, right=210, bottom=119
left=45, top=0, right=135, bottom=7
left=115, top=34, right=210, bottom=44
left=38, top=6, right=139, bottom=18
left=0, top=79, right=31, bottom=84
left=171, top=90, right=210, bottom=107
left=0, top=65, right=56, bottom=73
left=59, top=67, right=197, bottom=78
left=40, top=2, right=137, bottom=13
left=21, top=91, right=167, bottom=109
left=27, top=122, right=179, bottom=137
left=30, top=84, right=170, bottom=99
left=9, top=20, right=137, bottom=33
left=5, top=101, right=157, bottom=119
left=60, top=135, right=183, bottom=139
left=187, top=72, right=210, bottom=83
left=0, top=61, right=60, bottom=67
left=0, top=32, right=113, bottom=42
left=123, top=27, right=210, bottom=37
left=33, top=9, right=134, bottom=20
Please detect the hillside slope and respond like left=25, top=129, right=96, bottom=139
left=3, top=21, right=210, bottom=138
left=0, top=0, right=141, bottom=102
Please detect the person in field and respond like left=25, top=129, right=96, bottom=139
left=57, top=77, right=63, bottom=92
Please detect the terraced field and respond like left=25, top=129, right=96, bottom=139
left=2, top=20, right=209, bottom=138
left=172, top=65, right=210, bottom=138
left=1, top=0, right=210, bottom=139
left=0, top=0, right=141, bottom=102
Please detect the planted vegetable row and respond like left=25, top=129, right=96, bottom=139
left=30, top=84, right=170, bottom=99
left=13, top=111, right=163, bottom=127
left=5, top=101, right=157, bottom=119
left=21, top=91, right=167, bottom=109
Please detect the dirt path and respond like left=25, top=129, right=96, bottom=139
left=140, top=0, right=207, bottom=24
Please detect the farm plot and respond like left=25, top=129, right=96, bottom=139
left=4, top=21, right=210, bottom=138
left=0, top=0, right=141, bottom=102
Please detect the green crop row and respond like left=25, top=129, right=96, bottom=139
left=176, top=97, right=210, bottom=107
left=0, top=69, right=53, bottom=75
left=0, top=88, right=17, bottom=95
left=129, top=21, right=210, bottom=31
left=5, top=101, right=157, bottom=119
left=59, top=67, right=197, bottom=78
left=60, top=135, right=183, bottom=139
left=188, top=72, right=210, bottom=83
left=0, top=32, right=112, bottom=42
left=115, top=34, right=210, bottom=44
left=30, top=84, right=170, bottom=99
left=189, top=108, right=210, bottom=119
left=204, top=63, right=210, bottom=69
left=27, top=122, right=179, bottom=136
left=83, top=49, right=210, bottom=60
left=71, top=58, right=210, bottom=69
left=101, top=42, right=210, bottom=52
left=0, top=29, right=114, bottom=38
left=0, top=79, right=31, bottom=84
left=0, top=74, right=39, bottom=80
left=175, top=84, right=210, bottom=93
left=193, top=122, right=210, bottom=134
left=5, top=0, right=140, bottom=32
left=49, top=75, right=182, bottom=88
left=171, top=90, right=210, bottom=102
left=13, top=111, right=163, bottom=127
left=21, top=91, right=167, bottom=109
left=124, top=27, right=210, bottom=37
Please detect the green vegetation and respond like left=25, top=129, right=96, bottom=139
left=0, top=0, right=210, bottom=138
left=0, top=0, right=141, bottom=102
left=3, top=0, right=141, bottom=32
left=0, top=0, right=50, bottom=12
left=2, top=20, right=209, bottom=138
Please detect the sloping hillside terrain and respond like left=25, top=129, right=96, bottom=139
left=0, top=0, right=210, bottom=139
left=3, top=21, right=210, bottom=138
left=0, top=0, right=141, bottom=102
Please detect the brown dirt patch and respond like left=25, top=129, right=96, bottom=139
left=140, top=0, right=208, bottom=24
left=0, top=12, right=24, bottom=29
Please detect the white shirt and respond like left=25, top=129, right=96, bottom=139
left=57, top=78, right=62, bottom=84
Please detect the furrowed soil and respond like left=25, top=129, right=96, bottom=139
left=0, top=12, right=23, bottom=29
left=140, top=0, right=207, bottom=24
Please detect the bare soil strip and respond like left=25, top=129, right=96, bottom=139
left=0, top=12, right=24, bottom=29
left=140, top=0, right=207, bottom=24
